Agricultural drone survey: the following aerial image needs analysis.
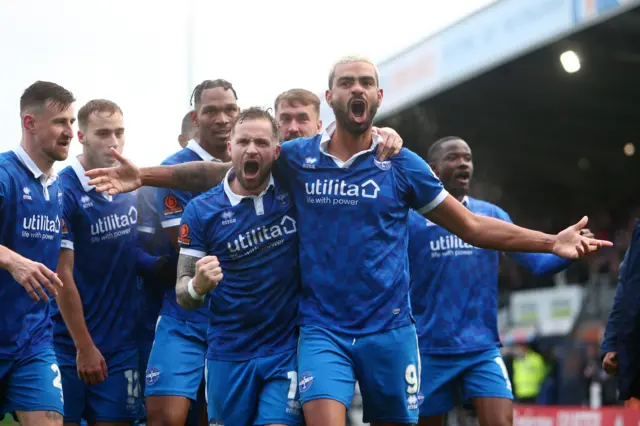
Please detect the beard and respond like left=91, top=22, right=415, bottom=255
left=332, top=99, right=378, bottom=136
left=44, top=142, right=70, bottom=162
left=236, top=166, right=271, bottom=192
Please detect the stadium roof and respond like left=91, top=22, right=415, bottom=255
left=379, top=4, right=640, bottom=227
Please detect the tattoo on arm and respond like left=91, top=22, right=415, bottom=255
left=175, top=254, right=204, bottom=310
left=170, top=162, right=231, bottom=192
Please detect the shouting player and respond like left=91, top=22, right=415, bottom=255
left=84, top=55, right=611, bottom=426
left=0, top=81, right=73, bottom=426
left=176, top=107, right=302, bottom=426
left=53, top=99, right=144, bottom=425
left=408, top=136, right=591, bottom=426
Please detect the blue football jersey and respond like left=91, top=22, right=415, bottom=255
left=155, top=140, right=222, bottom=323
left=274, top=124, right=447, bottom=335
left=0, top=147, right=63, bottom=359
left=178, top=171, right=300, bottom=361
left=51, top=157, right=139, bottom=355
left=136, top=186, right=172, bottom=341
left=408, top=197, right=571, bottom=354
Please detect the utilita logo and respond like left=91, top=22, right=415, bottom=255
left=429, top=235, right=476, bottom=258
left=91, top=206, right=138, bottom=236
left=23, top=214, right=61, bottom=233
left=22, top=214, right=61, bottom=241
left=305, top=178, right=380, bottom=206
left=226, top=215, right=297, bottom=258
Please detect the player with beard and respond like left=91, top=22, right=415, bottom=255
left=144, top=79, right=239, bottom=426
left=83, top=56, right=611, bottom=426
left=176, top=107, right=303, bottom=426
left=408, top=136, right=591, bottom=426
left=283, top=56, right=606, bottom=426
left=0, top=81, right=73, bottom=426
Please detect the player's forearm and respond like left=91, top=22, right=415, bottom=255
left=175, top=254, right=205, bottom=310
left=176, top=276, right=205, bottom=310
left=464, top=214, right=556, bottom=253
left=0, top=245, right=20, bottom=271
left=56, top=269, right=95, bottom=350
left=140, top=161, right=231, bottom=192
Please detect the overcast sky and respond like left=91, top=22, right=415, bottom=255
left=0, top=0, right=496, bottom=169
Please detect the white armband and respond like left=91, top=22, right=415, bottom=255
left=187, top=279, right=205, bottom=300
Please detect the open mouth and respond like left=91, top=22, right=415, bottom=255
left=213, top=128, right=230, bottom=138
left=349, top=99, right=367, bottom=122
left=243, top=160, right=260, bottom=179
left=454, top=170, right=471, bottom=184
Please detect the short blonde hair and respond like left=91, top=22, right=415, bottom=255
left=274, top=89, right=321, bottom=117
left=328, top=55, right=380, bottom=89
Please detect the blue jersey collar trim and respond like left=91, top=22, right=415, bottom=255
left=186, top=139, right=222, bottom=163
left=13, top=145, right=58, bottom=186
left=319, top=122, right=383, bottom=168
left=223, top=168, right=275, bottom=207
left=71, top=156, right=113, bottom=201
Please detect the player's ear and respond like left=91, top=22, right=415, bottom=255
left=22, top=113, right=36, bottom=134
left=428, top=162, right=440, bottom=178
left=377, top=88, right=383, bottom=108
left=325, top=90, right=332, bottom=107
left=77, top=130, right=85, bottom=144
left=274, top=143, right=281, bottom=159
left=316, top=119, right=323, bottom=133
left=190, top=110, right=198, bottom=126
left=227, top=140, right=232, bottom=156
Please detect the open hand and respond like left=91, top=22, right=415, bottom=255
left=552, top=216, right=612, bottom=259
left=372, top=127, right=403, bottom=161
left=85, top=148, right=141, bottom=195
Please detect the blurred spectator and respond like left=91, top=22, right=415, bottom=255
left=512, top=343, right=548, bottom=403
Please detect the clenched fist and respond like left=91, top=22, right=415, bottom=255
left=193, top=256, right=223, bottom=296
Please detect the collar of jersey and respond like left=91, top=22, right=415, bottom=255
left=223, top=168, right=275, bottom=207
left=186, top=139, right=222, bottom=162
left=462, top=195, right=469, bottom=207
left=71, top=156, right=112, bottom=201
left=13, top=145, right=58, bottom=186
left=319, top=121, right=384, bottom=168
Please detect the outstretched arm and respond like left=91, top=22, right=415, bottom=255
left=140, top=161, right=231, bottom=192
left=425, top=195, right=611, bottom=258
left=86, top=127, right=405, bottom=195
left=85, top=148, right=231, bottom=194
